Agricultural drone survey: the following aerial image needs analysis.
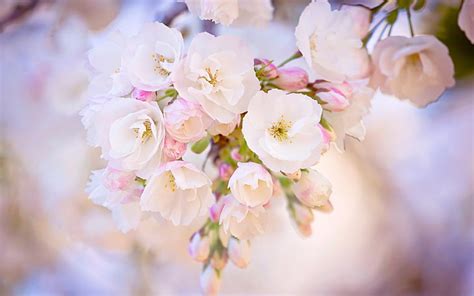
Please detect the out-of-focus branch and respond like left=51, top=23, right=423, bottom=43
left=0, top=0, right=40, bottom=33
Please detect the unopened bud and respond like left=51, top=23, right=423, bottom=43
left=230, top=148, right=243, bottom=162
left=255, top=58, right=278, bottom=79
left=200, top=265, right=221, bottom=296
left=132, top=88, right=156, bottom=102
left=188, top=232, right=210, bottom=262
left=228, top=237, right=251, bottom=269
left=210, top=250, right=228, bottom=270
left=218, top=163, right=233, bottom=181
left=274, top=67, right=308, bottom=91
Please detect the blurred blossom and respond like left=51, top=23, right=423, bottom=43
left=458, top=0, right=474, bottom=44
left=228, top=237, right=251, bottom=268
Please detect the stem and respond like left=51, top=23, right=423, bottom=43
left=277, top=51, right=302, bottom=67
left=406, top=8, right=415, bottom=37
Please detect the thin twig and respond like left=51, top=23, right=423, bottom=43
left=406, top=8, right=415, bottom=37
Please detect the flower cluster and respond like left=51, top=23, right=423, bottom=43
left=82, top=0, right=466, bottom=294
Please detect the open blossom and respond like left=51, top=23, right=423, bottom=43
left=124, top=22, right=183, bottom=91
left=173, top=32, right=260, bottom=123
left=219, top=195, right=265, bottom=240
left=140, top=161, right=214, bottom=225
left=370, top=35, right=455, bottom=107
left=189, top=232, right=211, bottom=262
left=164, top=98, right=211, bottom=143
left=229, top=162, right=273, bottom=207
left=242, top=90, right=324, bottom=174
left=340, top=5, right=371, bottom=39
left=295, top=0, right=370, bottom=82
left=88, top=31, right=133, bottom=96
left=228, top=237, right=251, bottom=268
left=184, top=0, right=273, bottom=27
left=85, top=98, right=165, bottom=178
left=86, top=168, right=144, bottom=232
left=208, top=115, right=240, bottom=136
left=292, top=169, right=332, bottom=208
left=323, top=83, right=374, bottom=151
left=459, top=0, right=474, bottom=44
left=273, top=67, right=309, bottom=91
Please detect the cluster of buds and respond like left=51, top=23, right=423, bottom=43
left=280, top=169, right=333, bottom=237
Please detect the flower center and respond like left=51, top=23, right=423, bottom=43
left=165, top=171, right=177, bottom=192
left=200, top=67, right=219, bottom=87
left=134, top=120, right=153, bottom=143
left=152, top=53, right=174, bottom=77
left=405, top=53, right=423, bottom=72
left=268, top=116, right=292, bottom=142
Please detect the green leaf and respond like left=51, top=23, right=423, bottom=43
left=386, top=9, right=399, bottom=24
left=191, top=136, right=210, bottom=154
left=413, top=0, right=425, bottom=11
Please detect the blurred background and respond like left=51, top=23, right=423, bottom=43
left=1, top=0, right=473, bottom=294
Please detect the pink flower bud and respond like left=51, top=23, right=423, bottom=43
left=163, top=135, right=187, bottom=161
left=318, top=88, right=350, bottom=112
left=274, top=67, right=308, bottom=91
left=132, top=89, right=156, bottom=102
left=228, top=237, right=251, bottom=269
left=209, top=198, right=225, bottom=223
left=230, top=148, right=243, bottom=161
left=103, top=167, right=135, bottom=192
left=292, top=169, right=332, bottom=208
left=255, top=58, right=278, bottom=79
left=210, top=250, right=228, bottom=270
left=293, top=202, right=314, bottom=238
left=188, top=232, right=210, bottom=262
left=218, top=163, right=233, bottom=181
left=200, top=266, right=220, bottom=296
left=318, top=124, right=333, bottom=146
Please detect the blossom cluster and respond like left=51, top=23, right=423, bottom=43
left=82, top=0, right=470, bottom=294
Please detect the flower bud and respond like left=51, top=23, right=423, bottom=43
left=318, top=88, right=350, bottom=112
left=210, top=250, right=228, bottom=270
left=163, top=135, right=187, bottom=161
left=293, top=202, right=314, bottom=238
left=255, top=58, right=278, bottom=79
left=218, top=163, right=233, bottom=181
left=274, top=67, right=308, bottom=91
left=209, top=198, right=225, bottom=223
left=188, top=232, right=210, bottom=262
left=228, top=237, right=251, bottom=268
left=292, top=169, right=332, bottom=208
left=230, top=148, right=243, bottom=162
left=318, top=124, right=334, bottom=146
left=200, top=266, right=221, bottom=296
left=132, top=88, right=156, bottom=102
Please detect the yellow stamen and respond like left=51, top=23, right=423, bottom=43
left=268, top=116, right=292, bottom=142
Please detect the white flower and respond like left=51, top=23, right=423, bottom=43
left=219, top=195, right=265, bottom=240
left=140, top=161, right=214, bottom=225
left=292, top=169, right=332, bottom=208
left=86, top=98, right=165, bottom=178
left=459, top=0, right=474, bottom=44
left=370, top=36, right=455, bottom=107
left=207, top=114, right=240, bottom=136
left=124, top=22, right=183, bottom=91
left=183, top=0, right=273, bottom=26
left=323, top=82, right=374, bottom=151
left=86, top=168, right=144, bottom=232
left=233, top=0, right=274, bottom=27
left=173, top=32, right=260, bottom=124
left=228, top=162, right=273, bottom=207
left=185, top=0, right=239, bottom=26
left=242, top=90, right=324, bottom=174
left=295, top=0, right=370, bottom=82
left=227, top=237, right=251, bottom=268
left=164, top=98, right=211, bottom=143
left=88, top=31, right=133, bottom=96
